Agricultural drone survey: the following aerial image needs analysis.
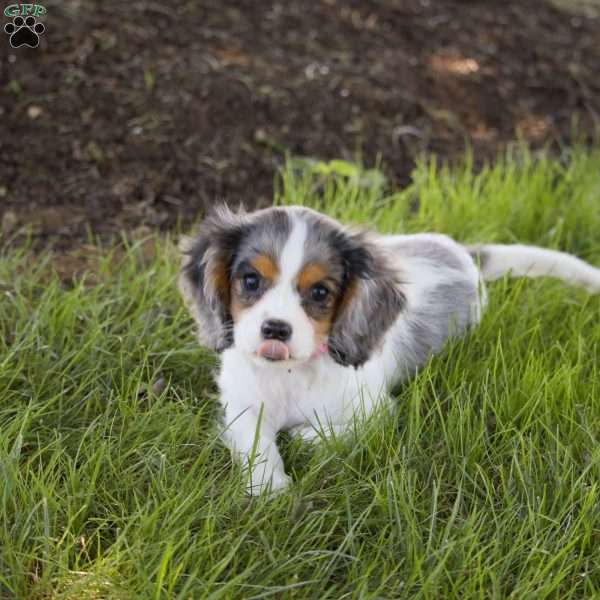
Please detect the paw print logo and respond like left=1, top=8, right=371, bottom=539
left=4, top=15, right=45, bottom=48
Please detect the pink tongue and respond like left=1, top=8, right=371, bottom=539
left=257, top=340, right=290, bottom=361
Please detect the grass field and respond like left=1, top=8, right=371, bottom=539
left=1, top=147, right=600, bottom=599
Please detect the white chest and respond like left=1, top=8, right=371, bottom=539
left=217, top=348, right=386, bottom=432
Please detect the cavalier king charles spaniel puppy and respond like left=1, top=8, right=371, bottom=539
left=179, top=205, right=600, bottom=495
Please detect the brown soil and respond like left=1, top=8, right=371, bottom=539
left=1, top=0, right=599, bottom=252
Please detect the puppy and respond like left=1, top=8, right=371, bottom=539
left=179, top=205, right=600, bottom=495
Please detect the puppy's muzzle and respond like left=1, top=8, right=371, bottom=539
left=258, top=319, right=292, bottom=361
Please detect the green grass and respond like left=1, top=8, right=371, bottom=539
left=2, top=146, right=600, bottom=599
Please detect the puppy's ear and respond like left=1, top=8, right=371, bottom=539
left=328, top=233, right=405, bottom=368
left=179, top=205, right=249, bottom=351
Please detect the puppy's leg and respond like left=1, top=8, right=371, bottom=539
left=222, top=403, right=291, bottom=496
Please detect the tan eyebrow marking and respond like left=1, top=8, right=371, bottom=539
left=250, top=254, right=279, bottom=282
left=297, top=263, right=328, bottom=293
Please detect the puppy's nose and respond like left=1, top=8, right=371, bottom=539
left=261, top=319, right=292, bottom=342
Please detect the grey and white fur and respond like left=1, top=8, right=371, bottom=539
left=179, top=205, right=600, bottom=495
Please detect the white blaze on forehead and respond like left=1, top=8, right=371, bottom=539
left=278, top=217, right=308, bottom=284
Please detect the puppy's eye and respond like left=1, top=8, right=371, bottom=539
left=311, top=283, right=329, bottom=302
left=242, top=273, right=261, bottom=292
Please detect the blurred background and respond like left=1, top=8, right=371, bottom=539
left=1, top=0, right=599, bottom=254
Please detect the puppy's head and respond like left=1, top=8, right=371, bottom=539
left=179, top=206, right=405, bottom=368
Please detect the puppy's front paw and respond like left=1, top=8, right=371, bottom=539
left=246, top=469, right=291, bottom=496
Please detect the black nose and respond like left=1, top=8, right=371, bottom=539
left=261, top=319, right=292, bottom=342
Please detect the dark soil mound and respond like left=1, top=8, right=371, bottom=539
left=1, top=0, right=599, bottom=249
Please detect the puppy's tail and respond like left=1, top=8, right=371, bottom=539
left=467, top=244, right=600, bottom=294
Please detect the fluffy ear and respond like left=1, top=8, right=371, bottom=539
left=178, top=205, right=249, bottom=351
left=328, top=233, right=406, bottom=368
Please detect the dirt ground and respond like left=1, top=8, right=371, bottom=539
left=1, top=0, right=599, bottom=253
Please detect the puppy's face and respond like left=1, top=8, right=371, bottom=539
left=229, top=216, right=346, bottom=362
left=179, top=206, right=405, bottom=368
